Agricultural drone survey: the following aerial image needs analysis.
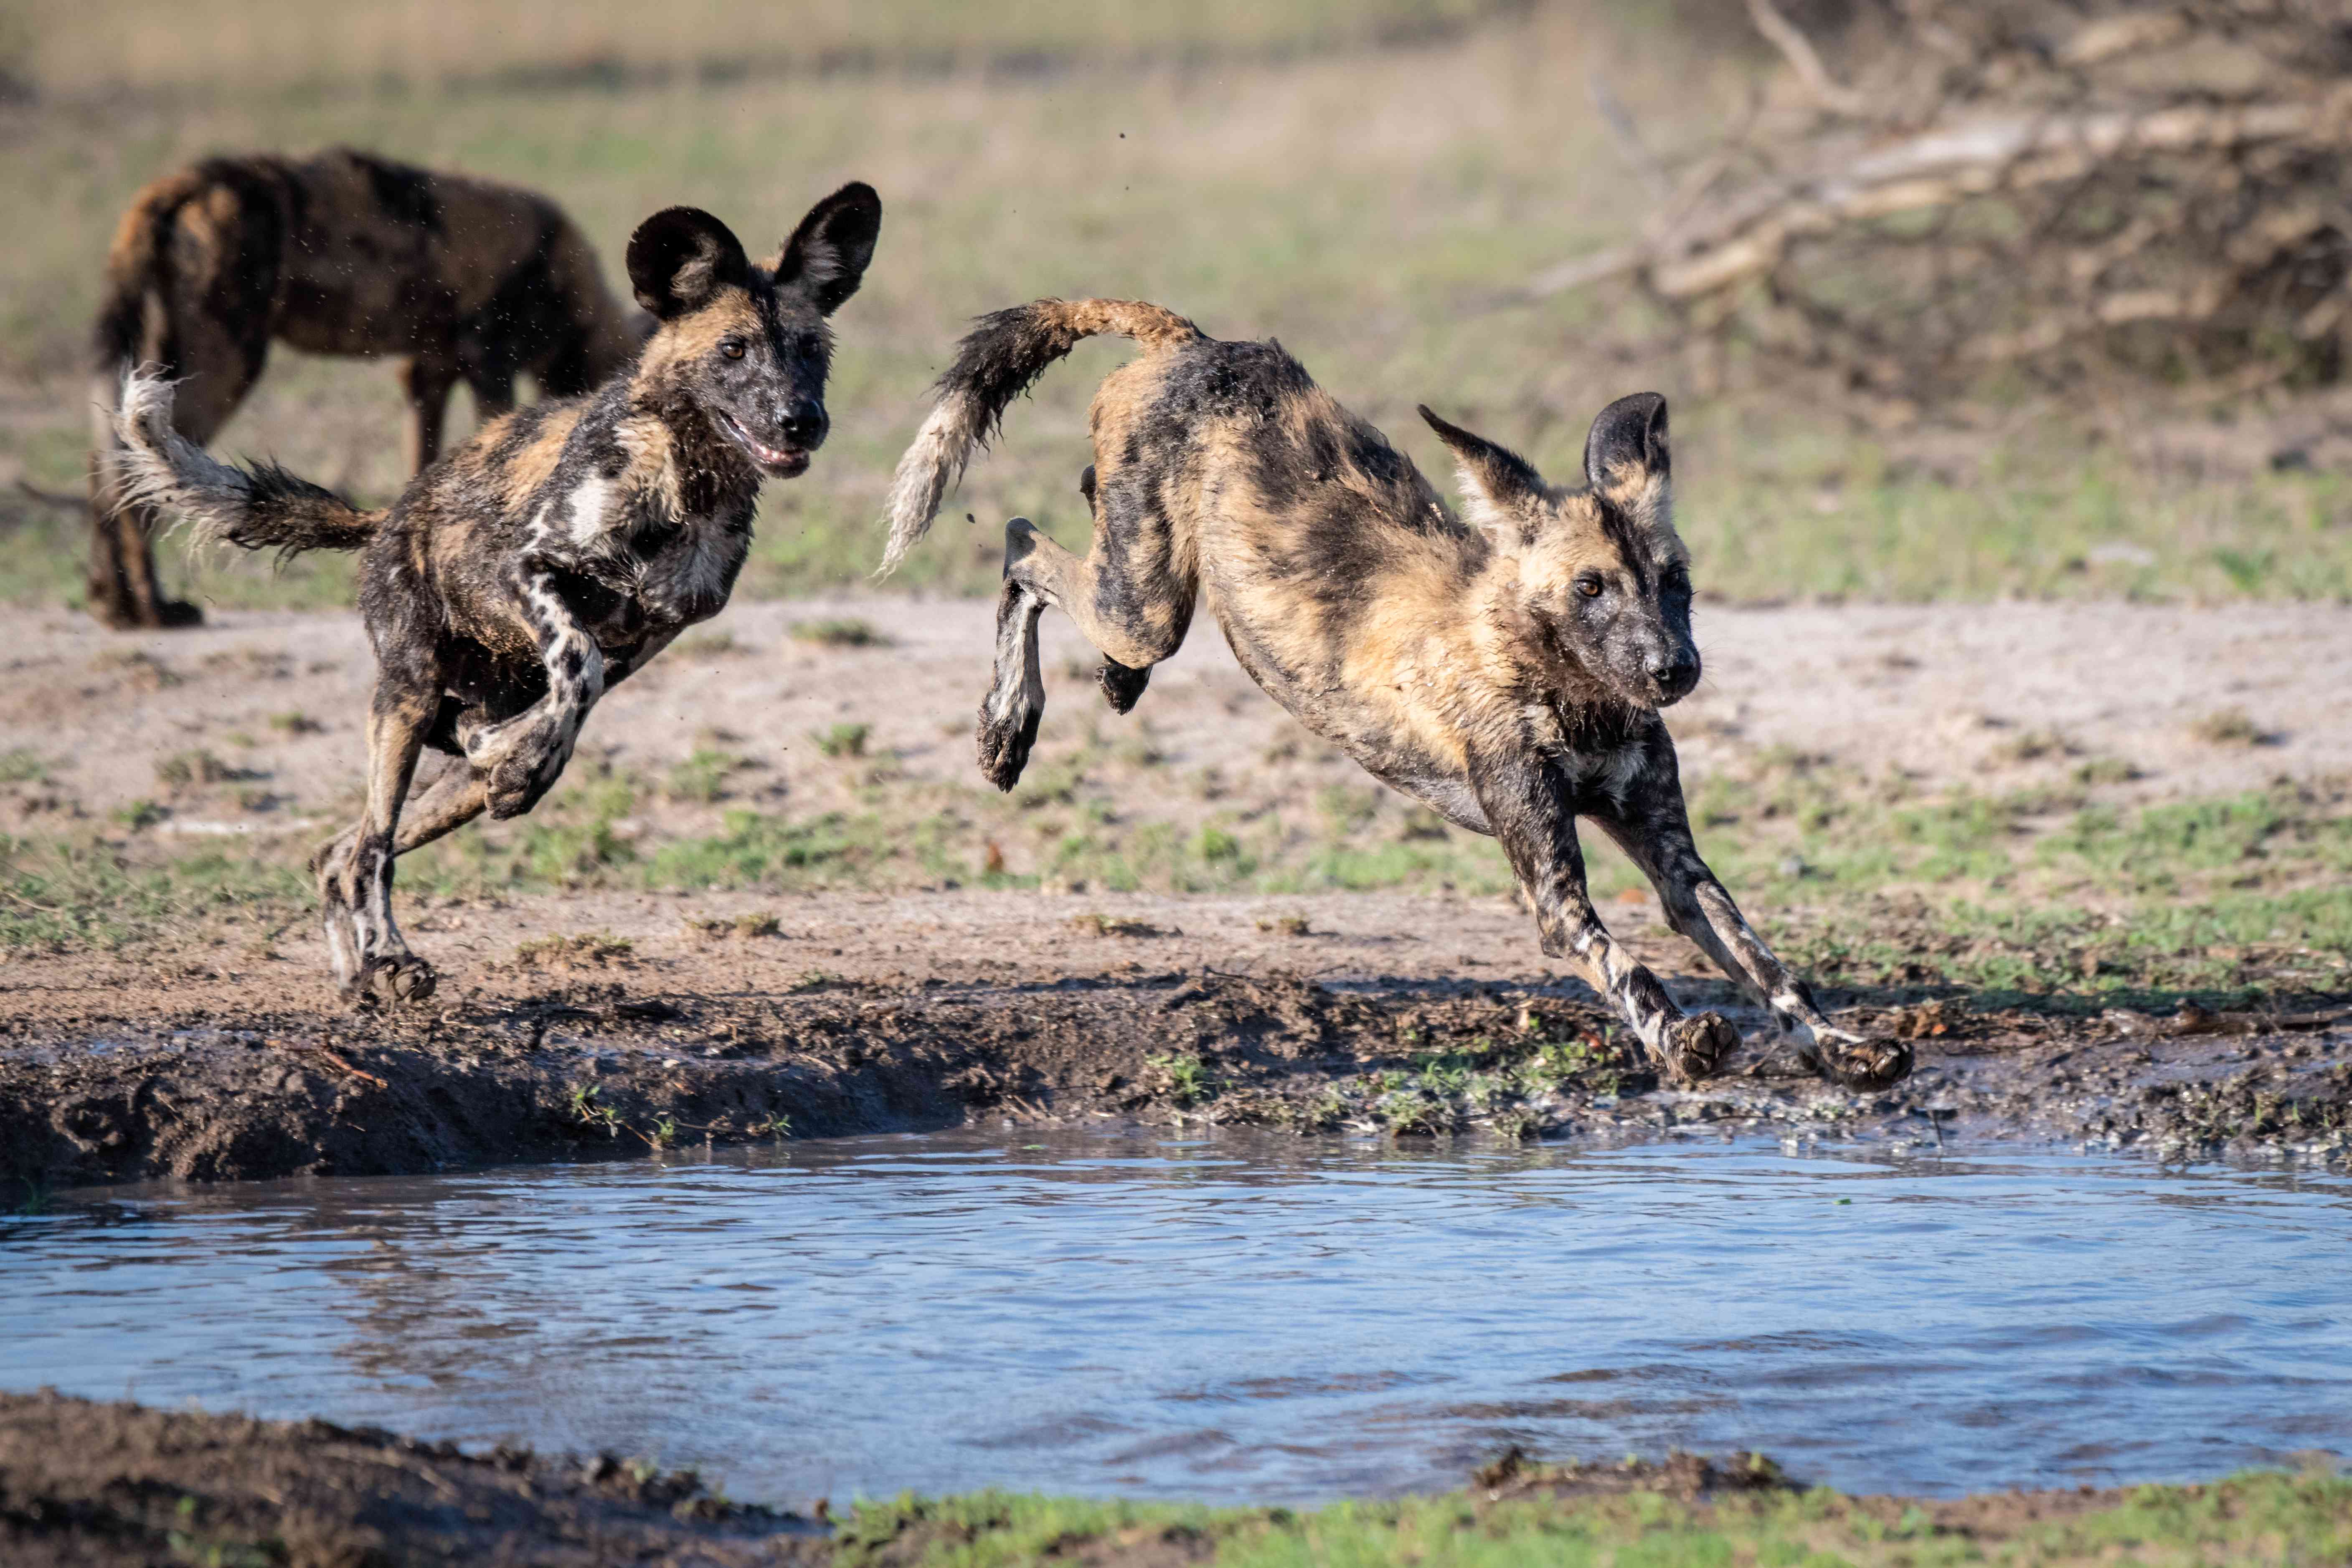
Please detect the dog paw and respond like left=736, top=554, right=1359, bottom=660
left=977, top=703, right=1042, bottom=792
left=1812, top=1035, right=1913, bottom=1091
left=1659, top=1012, right=1738, bottom=1084
left=1097, top=659, right=1150, bottom=715
left=347, top=952, right=438, bottom=1010
left=481, top=726, right=566, bottom=819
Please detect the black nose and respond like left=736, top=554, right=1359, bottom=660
left=779, top=400, right=826, bottom=448
left=1652, top=654, right=1700, bottom=696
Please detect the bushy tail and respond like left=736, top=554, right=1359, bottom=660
left=110, top=370, right=382, bottom=555
left=877, top=298, right=1199, bottom=575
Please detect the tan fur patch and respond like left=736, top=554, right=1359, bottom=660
left=493, top=408, right=585, bottom=513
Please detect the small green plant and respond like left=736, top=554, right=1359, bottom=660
left=1414, top=1054, right=1472, bottom=1097
left=813, top=721, right=871, bottom=759
left=1071, top=911, right=1164, bottom=938
left=2073, top=755, right=2141, bottom=785
left=515, top=931, right=634, bottom=969
left=2190, top=708, right=2269, bottom=746
left=787, top=968, right=844, bottom=992
left=267, top=710, right=323, bottom=734
left=1379, top=1089, right=1454, bottom=1137
left=650, top=1114, right=680, bottom=1149
left=1192, top=825, right=1241, bottom=862
left=667, top=747, right=743, bottom=803
left=1148, top=1051, right=1213, bottom=1106
left=791, top=617, right=891, bottom=648
left=568, top=1083, right=624, bottom=1138
left=0, top=749, right=46, bottom=784
left=1995, top=728, right=2077, bottom=764
left=746, top=1111, right=792, bottom=1139
left=155, top=749, right=238, bottom=788
left=111, top=799, right=166, bottom=831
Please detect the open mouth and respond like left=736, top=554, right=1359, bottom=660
left=714, top=411, right=811, bottom=478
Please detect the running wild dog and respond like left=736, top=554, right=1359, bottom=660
left=112, top=185, right=883, bottom=1005
left=87, top=149, right=647, bottom=629
left=880, top=300, right=1910, bottom=1091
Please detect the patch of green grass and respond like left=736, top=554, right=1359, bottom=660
left=666, top=746, right=745, bottom=804
left=154, top=749, right=245, bottom=789
left=2189, top=706, right=2271, bottom=747
left=831, top=1470, right=2352, bottom=1568
left=0, top=749, right=48, bottom=784
left=789, top=617, right=892, bottom=648
left=515, top=930, right=634, bottom=969
left=1146, top=1051, right=1213, bottom=1106
left=0, top=831, right=307, bottom=952
left=813, top=722, right=872, bottom=759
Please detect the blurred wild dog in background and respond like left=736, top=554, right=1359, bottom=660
left=110, top=183, right=882, bottom=1005
left=86, top=148, right=647, bottom=629
left=880, top=298, right=1910, bottom=1091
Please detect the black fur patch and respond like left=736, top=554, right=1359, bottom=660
left=343, top=149, right=444, bottom=233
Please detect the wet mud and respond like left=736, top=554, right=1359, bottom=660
left=1, top=1391, right=2307, bottom=1568
left=3, top=950, right=2347, bottom=1189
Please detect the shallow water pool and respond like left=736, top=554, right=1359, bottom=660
left=5, top=1131, right=2348, bottom=1505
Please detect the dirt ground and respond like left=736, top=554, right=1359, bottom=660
left=6, top=595, right=2348, bottom=843
left=3, top=597, right=2351, bottom=1186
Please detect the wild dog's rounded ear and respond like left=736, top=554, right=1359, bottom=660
left=627, top=207, right=751, bottom=320
left=771, top=182, right=882, bottom=315
left=1583, top=392, right=1669, bottom=492
left=1419, top=404, right=1549, bottom=540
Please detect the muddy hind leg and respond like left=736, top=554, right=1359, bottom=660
left=1073, top=466, right=1150, bottom=715
left=315, top=674, right=442, bottom=1007
left=310, top=759, right=492, bottom=994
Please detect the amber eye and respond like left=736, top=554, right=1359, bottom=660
left=719, top=339, right=746, bottom=360
left=1576, top=575, right=1605, bottom=598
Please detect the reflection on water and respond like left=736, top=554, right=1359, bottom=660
left=4, top=1132, right=2349, bottom=1505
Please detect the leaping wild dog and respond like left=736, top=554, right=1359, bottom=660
left=880, top=300, right=1910, bottom=1091
left=111, top=185, right=883, bottom=1006
left=87, top=149, right=648, bottom=630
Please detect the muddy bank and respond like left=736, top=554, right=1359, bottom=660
left=5, top=1392, right=2342, bottom=1568
left=0, top=1390, right=821, bottom=1567
left=4, top=933, right=2347, bottom=1187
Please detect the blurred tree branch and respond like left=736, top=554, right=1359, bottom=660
left=1533, top=1, right=2352, bottom=403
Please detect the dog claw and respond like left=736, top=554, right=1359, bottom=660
left=1097, top=660, right=1150, bottom=715
left=977, top=703, right=1042, bottom=792
left=348, top=953, right=438, bottom=1010
left=1659, top=1012, right=1738, bottom=1084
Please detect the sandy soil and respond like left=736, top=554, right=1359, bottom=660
left=5, top=596, right=2349, bottom=845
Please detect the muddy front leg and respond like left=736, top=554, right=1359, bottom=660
left=977, top=520, right=1049, bottom=790
left=465, top=565, right=605, bottom=819
left=1598, top=790, right=1912, bottom=1091
left=1473, top=752, right=1735, bottom=1084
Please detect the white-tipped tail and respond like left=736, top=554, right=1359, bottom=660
left=876, top=391, right=988, bottom=578
left=106, top=366, right=380, bottom=555
left=108, top=368, right=256, bottom=547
